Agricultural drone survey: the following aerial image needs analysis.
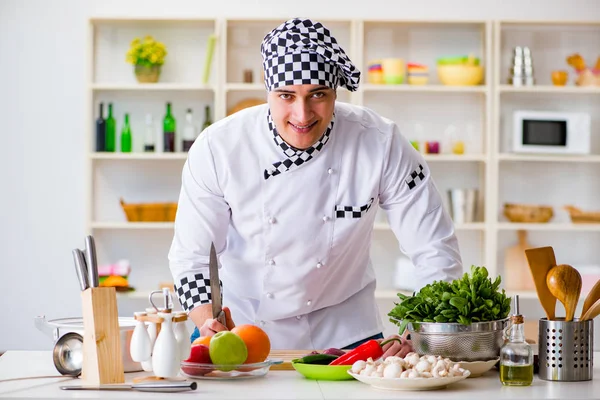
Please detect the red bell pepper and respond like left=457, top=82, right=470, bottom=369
left=329, top=338, right=402, bottom=366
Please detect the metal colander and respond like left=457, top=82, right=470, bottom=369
left=403, top=318, right=509, bottom=362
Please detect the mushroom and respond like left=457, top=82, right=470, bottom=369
left=361, top=363, right=376, bottom=376
left=383, top=363, right=403, bottom=379
left=431, top=360, right=447, bottom=378
left=405, top=352, right=420, bottom=367
left=415, top=360, right=432, bottom=373
left=351, top=360, right=366, bottom=374
left=408, top=369, right=421, bottom=379
left=400, top=370, right=411, bottom=379
left=421, top=371, right=433, bottom=378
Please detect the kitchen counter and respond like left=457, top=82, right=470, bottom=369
left=0, top=351, right=598, bottom=399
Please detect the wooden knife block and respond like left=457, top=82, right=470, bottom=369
left=81, top=287, right=124, bottom=385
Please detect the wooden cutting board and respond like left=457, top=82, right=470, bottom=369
left=267, top=350, right=313, bottom=371
left=504, top=230, right=535, bottom=291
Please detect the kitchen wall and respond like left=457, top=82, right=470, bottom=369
left=1, top=0, right=599, bottom=351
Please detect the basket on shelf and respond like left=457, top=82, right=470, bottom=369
left=564, top=205, right=600, bottom=223
left=503, top=203, right=553, bottom=223
left=120, top=198, right=178, bottom=222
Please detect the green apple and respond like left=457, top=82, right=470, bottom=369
left=209, top=331, right=248, bottom=370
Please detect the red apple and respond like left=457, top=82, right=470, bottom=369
left=181, top=344, right=214, bottom=377
left=185, top=344, right=212, bottom=364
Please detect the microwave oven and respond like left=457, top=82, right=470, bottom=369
left=512, top=110, right=591, bottom=154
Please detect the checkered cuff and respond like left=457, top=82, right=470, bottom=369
left=405, top=164, right=426, bottom=190
left=174, top=273, right=222, bottom=312
left=335, top=197, right=374, bottom=218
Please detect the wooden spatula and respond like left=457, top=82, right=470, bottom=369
left=581, top=279, right=600, bottom=318
left=581, top=298, right=600, bottom=321
left=546, top=264, right=582, bottom=322
left=524, top=247, right=557, bottom=320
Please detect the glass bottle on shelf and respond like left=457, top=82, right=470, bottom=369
left=144, top=113, right=155, bottom=152
left=120, top=113, right=132, bottom=153
left=182, top=108, right=197, bottom=152
left=163, top=102, right=176, bottom=152
left=202, top=105, right=213, bottom=131
left=95, top=102, right=106, bottom=152
left=499, top=295, right=533, bottom=386
left=105, top=103, right=116, bottom=152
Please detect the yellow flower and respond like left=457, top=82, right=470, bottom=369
left=126, top=35, right=167, bottom=66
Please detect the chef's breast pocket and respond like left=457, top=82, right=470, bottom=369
left=331, top=197, right=376, bottom=250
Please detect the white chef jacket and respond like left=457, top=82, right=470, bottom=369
left=168, top=102, right=462, bottom=350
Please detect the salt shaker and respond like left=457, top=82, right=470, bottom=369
left=130, top=312, right=152, bottom=363
left=152, top=311, right=180, bottom=378
left=141, top=307, right=158, bottom=372
left=173, top=311, right=191, bottom=361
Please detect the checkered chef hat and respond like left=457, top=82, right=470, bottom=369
left=260, top=18, right=361, bottom=92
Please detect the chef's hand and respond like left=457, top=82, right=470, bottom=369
left=378, top=330, right=413, bottom=359
left=199, top=306, right=236, bottom=336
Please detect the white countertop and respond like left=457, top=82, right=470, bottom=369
left=0, top=351, right=598, bottom=399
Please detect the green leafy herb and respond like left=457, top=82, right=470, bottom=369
left=388, top=266, right=511, bottom=334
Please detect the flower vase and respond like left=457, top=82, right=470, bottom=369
left=134, top=64, right=161, bottom=83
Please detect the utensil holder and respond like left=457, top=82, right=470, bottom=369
left=538, top=318, right=593, bottom=381
left=81, top=287, right=125, bottom=385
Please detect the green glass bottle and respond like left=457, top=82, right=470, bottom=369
left=120, top=113, right=132, bottom=153
left=105, top=103, right=116, bottom=152
left=163, top=102, right=176, bottom=152
left=202, top=105, right=212, bottom=131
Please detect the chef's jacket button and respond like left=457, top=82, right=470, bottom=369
left=260, top=320, right=266, bottom=326
left=316, top=262, right=323, bottom=269
left=322, top=216, right=330, bottom=222
left=306, top=300, right=312, bottom=306
left=266, top=292, right=274, bottom=299
left=327, top=168, right=333, bottom=174
left=268, top=259, right=275, bottom=266
left=268, top=217, right=276, bottom=224
left=296, top=315, right=302, bottom=320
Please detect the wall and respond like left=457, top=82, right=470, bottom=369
left=1, top=0, right=599, bottom=351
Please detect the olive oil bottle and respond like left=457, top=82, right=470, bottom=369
left=499, top=295, right=533, bottom=386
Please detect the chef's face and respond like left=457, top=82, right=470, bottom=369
left=268, top=84, right=336, bottom=150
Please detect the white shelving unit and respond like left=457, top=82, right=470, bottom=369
left=85, top=17, right=600, bottom=310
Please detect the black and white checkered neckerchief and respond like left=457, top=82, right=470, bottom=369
left=263, top=110, right=334, bottom=180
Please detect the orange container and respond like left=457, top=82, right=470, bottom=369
left=120, top=198, right=178, bottom=222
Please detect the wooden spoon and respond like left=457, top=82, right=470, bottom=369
left=546, top=264, right=582, bottom=322
left=581, top=297, right=600, bottom=321
left=525, top=247, right=557, bottom=320
left=581, top=279, right=600, bottom=318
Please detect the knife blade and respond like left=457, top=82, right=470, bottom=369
left=209, top=242, right=226, bottom=326
left=60, top=381, right=197, bottom=392
left=84, top=235, right=99, bottom=288
left=72, top=249, right=89, bottom=291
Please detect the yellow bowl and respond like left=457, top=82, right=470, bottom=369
left=437, top=65, right=484, bottom=86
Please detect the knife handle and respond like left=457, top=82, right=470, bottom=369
left=132, top=381, right=198, bottom=392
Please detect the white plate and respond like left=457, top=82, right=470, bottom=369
left=456, top=358, right=498, bottom=378
left=348, top=370, right=470, bottom=391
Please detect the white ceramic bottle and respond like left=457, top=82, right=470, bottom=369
left=141, top=307, right=158, bottom=372
left=130, top=312, right=152, bottom=363
left=173, top=311, right=191, bottom=361
left=151, top=312, right=180, bottom=378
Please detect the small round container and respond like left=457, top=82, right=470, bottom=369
left=292, top=362, right=353, bottom=381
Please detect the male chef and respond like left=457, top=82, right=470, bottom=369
left=168, top=18, right=462, bottom=356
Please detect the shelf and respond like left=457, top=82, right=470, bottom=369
left=498, top=154, right=600, bottom=163
left=375, top=222, right=485, bottom=231
left=90, top=153, right=188, bottom=160
left=498, top=85, right=600, bottom=94
left=225, top=83, right=266, bottom=91
left=423, top=154, right=487, bottom=162
left=362, top=84, right=487, bottom=93
left=91, top=83, right=214, bottom=91
left=91, top=222, right=175, bottom=229
left=497, top=223, right=600, bottom=232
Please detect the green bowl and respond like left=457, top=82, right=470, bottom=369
left=291, top=362, right=354, bottom=381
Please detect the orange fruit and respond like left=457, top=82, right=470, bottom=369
left=192, top=336, right=212, bottom=347
left=231, top=324, right=271, bottom=364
